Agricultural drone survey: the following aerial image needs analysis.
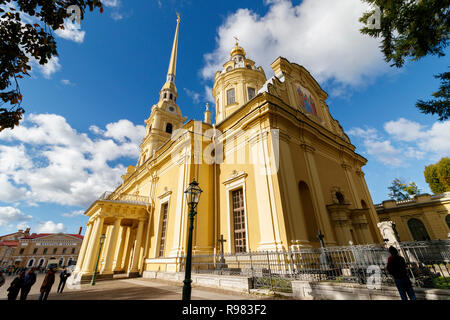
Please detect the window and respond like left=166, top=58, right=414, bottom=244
left=62, top=248, right=67, bottom=254
left=19, top=248, right=24, bottom=255
left=247, top=87, right=256, bottom=100
left=408, top=218, right=431, bottom=241
left=158, top=203, right=169, bottom=257
left=246, top=64, right=252, bottom=69
left=232, top=189, right=246, bottom=253
left=53, top=248, right=57, bottom=254
left=33, top=248, right=38, bottom=254
left=226, top=66, right=233, bottom=72
left=361, top=200, right=368, bottom=208
left=336, top=192, right=345, bottom=204
left=43, top=248, right=48, bottom=255
left=165, top=123, right=173, bottom=134
left=71, top=248, right=75, bottom=254
left=227, top=88, right=236, bottom=105
left=170, top=93, right=173, bottom=100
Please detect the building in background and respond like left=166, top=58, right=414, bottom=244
left=376, top=192, right=450, bottom=241
left=0, top=227, right=84, bottom=269
left=73, top=15, right=382, bottom=284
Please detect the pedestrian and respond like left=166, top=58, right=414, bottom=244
left=0, top=271, right=5, bottom=288
left=57, top=268, right=71, bottom=293
left=386, top=246, right=417, bottom=300
left=39, top=267, right=56, bottom=301
left=20, top=267, right=37, bottom=300
left=7, top=271, right=25, bottom=300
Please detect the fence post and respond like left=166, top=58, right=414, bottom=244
left=266, top=251, right=273, bottom=291
left=249, top=250, right=254, bottom=278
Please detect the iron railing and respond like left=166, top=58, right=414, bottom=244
left=180, top=240, right=450, bottom=292
left=98, top=191, right=149, bottom=205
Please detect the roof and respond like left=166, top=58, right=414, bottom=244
left=20, top=233, right=84, bottom=240
left=0, top=240, right=19, bottom=247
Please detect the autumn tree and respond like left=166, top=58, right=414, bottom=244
left=359, top=0, right=449, bottom=120
left=424, top=157, right=450, bottom=194
left=388, top=178, right=420, bottom=200
left=0, top=0, right=103, bottom=131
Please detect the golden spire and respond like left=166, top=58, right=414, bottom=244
left=167, top=13, right=180, bottom=83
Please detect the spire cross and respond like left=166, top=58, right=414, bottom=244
left=176, top=12, right=180, bottom=23
left=233, top=36, right=239, bottom=46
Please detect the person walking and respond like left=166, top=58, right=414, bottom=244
left=386, top=246, right=417, bottom=300
left=0, top=271, right=5, bottom=288
left=57, top=268, right=71, bottom=293
left=39, top=267, right=56, bottom=301
left=6, top=271, right=25, bottom=300
left=20, top=268, right=37, bottom=300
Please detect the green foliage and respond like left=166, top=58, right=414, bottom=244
left=388, top=178, right=420, bottom=200
left=424, top=157, right=450, bottom=194
left=416, top=70, right=450, bottom=120
left=0, top=0, right=103, bottom=132
left=432, top=276, right=450, bottom=289
left=360, top=0, right=450, bottom=120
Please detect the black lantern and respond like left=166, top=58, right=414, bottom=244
left=184, top=179, right=203, bottom=209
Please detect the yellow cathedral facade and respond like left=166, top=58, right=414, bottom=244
left=73, top=15, right=382, bottom=283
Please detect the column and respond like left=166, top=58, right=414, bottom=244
left=74, top=222, right=93, bottom=272
left=101, top=218, right=122, bottom=274
left=81, top=215, right=104, bottom=273
left=302, top=143, right=336, bottom=245
left=130, top=219, right=145, bottom=273
left=113, top=226, right=127, bottom=272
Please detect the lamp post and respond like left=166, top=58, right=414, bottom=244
left=90, top=233, right=106, bottom=286
left=182, top=179, right=202, bottom=301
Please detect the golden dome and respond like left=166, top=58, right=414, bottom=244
left=230, top=42, right=246, bottom=57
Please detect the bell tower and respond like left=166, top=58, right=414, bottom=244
left=212, top=40, right=266, bottom=123
left=139, top=13, right=186, bottom=165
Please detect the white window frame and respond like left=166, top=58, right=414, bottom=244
left=223, top=172, right=249, bottom=253
left=155, top=193, right=171, bottom=258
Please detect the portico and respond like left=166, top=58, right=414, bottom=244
left=73, top=193, right=151, bottom=284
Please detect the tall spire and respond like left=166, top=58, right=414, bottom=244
left=166, top=13, right=180, bottom=83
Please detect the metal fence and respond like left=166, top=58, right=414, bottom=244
left=180, top=240, right=450, bottom=293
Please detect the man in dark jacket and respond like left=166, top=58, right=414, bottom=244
left=39, top=267, right=56, bottom=301
left=386, top=246, right=416, bottom=300
left=20, top=267, right=37, bottom=300
left=7, top=271, right=25, bottom=300
left=57, top=268, right=71, bottom=293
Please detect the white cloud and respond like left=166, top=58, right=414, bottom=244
left=101, top=0, right=120, bottom=7
left=38, top=57, right=61, bottom=79
left=349, top=119, right=450, bottom=167
left=201, top=0, right=387, bottom=89
left=62, top=210, right=85, bottom=218
left=204, top=86, right=214, bottom=103
left=111, top=11, right=124, bottom=20
left=0, top=113, right=145, bottom=207
left=184, top=88, right=201, bottom=104
left=55, top=19, right=85, bottom=43
left=61, top=79, right=75, bottom=86
left=36, top=221, right=65, bottom=233
left=0, top=207, right=32, bottom=228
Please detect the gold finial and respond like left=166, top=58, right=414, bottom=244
left=176, top=12, right=180, bottom=23
left=234, top=36, right=239, bottom=46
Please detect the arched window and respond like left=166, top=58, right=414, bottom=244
left=37, top=258, right=45, bottom=267
left=361, top=200, right=368, bottom=209
left=58, top=257, right=64, bottom=267
left=226, top=66, right=233, bottom=72
left=446, top=214, right=450, bottom=230
left=169, top=93, right=173, bottom=100
left=336, top=192, right=345, bottom=204
left=299, top=181, right=319, bottom=242
left=163, top=93, right=167, bottom=99
left=407, top=218, right=431, bottom=241
left=165, top=123, right=173, bottom=134
left=27, top=259, right=35, bottom=267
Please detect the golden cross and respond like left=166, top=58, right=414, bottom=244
left=234, top=36, right=239, bottom=46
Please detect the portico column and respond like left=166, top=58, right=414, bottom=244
left=74, top=222, right=93, bottom=272
left=130, top=219, right=145, bottom=273
left=102, top=217, right=122, bottom=274
left=81, top=215, right=104, bottom=273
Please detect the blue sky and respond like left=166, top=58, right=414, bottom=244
left=0, top=0, right=448, bottom=236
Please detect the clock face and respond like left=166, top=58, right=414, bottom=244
left=168, top=106, right=175, bottom=113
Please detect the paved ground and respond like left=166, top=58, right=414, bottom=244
left=0, top=273, right=273, bottom=300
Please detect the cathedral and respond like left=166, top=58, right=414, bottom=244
left=73, top=15, right=382, bottom=283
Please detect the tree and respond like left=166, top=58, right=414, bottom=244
left=0, top=0, right=103, bottom=132
left=424, top=157, right=450, bottom=194
left=359, top=0, right=450, bottom=120
left=388, top=178, right=420, bottom=200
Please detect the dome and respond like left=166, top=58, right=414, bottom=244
left=230, top=43, right=246, bottom=57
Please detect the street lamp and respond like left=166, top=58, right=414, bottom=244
left=90, top=233, right=106, bottom=286
left=182, top=179, right=202, bottom=300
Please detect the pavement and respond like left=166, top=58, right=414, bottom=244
left=0, top=273, right=274, bottom=300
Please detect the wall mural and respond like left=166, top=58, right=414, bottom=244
left=296, top=84, right=318, bottom=117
